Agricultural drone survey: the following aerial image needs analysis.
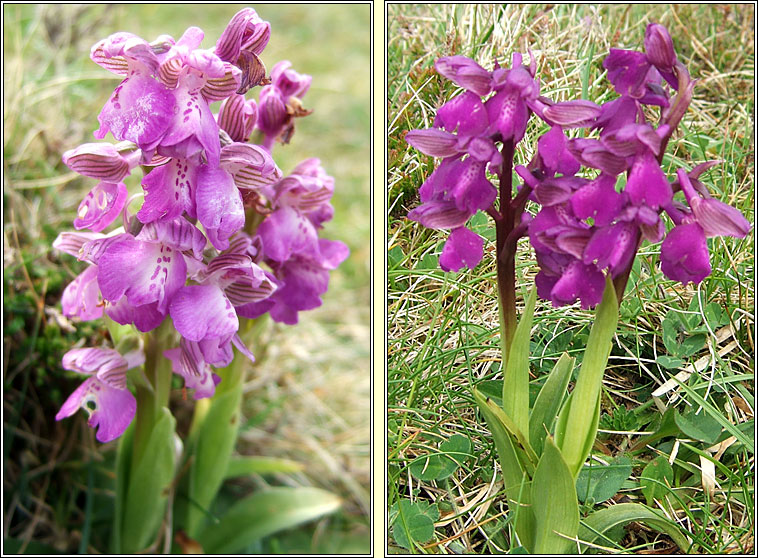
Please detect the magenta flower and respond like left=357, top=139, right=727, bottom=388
left=53, top=8, right=350, bottom=443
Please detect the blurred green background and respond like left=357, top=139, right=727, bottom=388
left=4, top=4, right=370, bottom=554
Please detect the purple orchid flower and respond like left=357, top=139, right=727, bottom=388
left=56, top=347, right=144, bottom=442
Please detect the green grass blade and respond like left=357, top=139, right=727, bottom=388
left=502, top=287, right=537, bottom=444
left=529, top=352, right=574, bottom=455
left=531, top=436, right=579, bottom=554
left=196, top=487, right=341, bottom=554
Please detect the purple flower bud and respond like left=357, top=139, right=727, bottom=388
left=271, top=61, right=312, bottom=99
left=63, top=143, right=140, bottom=183
left=435, top=56, right=492, bottom=96
left=215, top=8, right=270, bottom=63
left=543, top=100, right=602, bottom=127
left=645, top=23, right=677, bottom=72
left=218, top=94, right=258, bottom=142
left=660, top=222, right=711, bottom=285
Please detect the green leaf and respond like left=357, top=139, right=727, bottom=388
left=503, top=287, right=537, bottom=444
left=477, top=392, right=538, bottom=476
left=531, top=436, right=579, bottom=554
left=529, top=353, right=574, bottom=455
left=390, top=499, right=438, bottom=550
left=476, top=379, right=503, bottom=407
left=656, top=355, right=684, bottom=369
left=121, top=407, right=176, bottom=554
left=576, top=456, right=632, bottom=504
left=661, top=311, right=683, bottom=356
left=674, top=409, right=722, bottom=444
left=408, top=434, right=471, bottom=481
left=3, top=538, right=65, bottom=555
left=225, top=456, right=304, bottom=478
left=557, top=276, right=618, bottom=478
left=640, top=455, right=674, bottom=506
left=388, top=245, right=405, bottom=269
left=704, top=302, right=726, bottom=329
left=184, top=363, right=245, bottom=536
left=197, top=487, right=341, bottom=554
left=579, top=502, right=690, bottom=552
left=472, top=388, right=535, bottom=551
left=678, top=333, right=706, bottom=357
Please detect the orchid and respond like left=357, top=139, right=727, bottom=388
left=402, top=21, right=750, bottom=554
left=52, top=8, right=348, bottom=552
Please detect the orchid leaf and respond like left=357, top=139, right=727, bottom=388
left=225, top=456, right=304, bottom=478
left=674, top=408, right=722, bottom=444
left=529, top=352, right=574, bottom=455
left=556, top=275, right=618, bottom=477
left=531, top=436, right=579, bottom=554
left=473, top=388, right=535, bottom=551
left=184, top=363, right=245, bottom=537
left=477, top=391, right=538, bottom=476
left=120, top=407, right=176, bottom=554
left=196, top=486, right=341, bottom=554
left=502, top=287, right=537, bottom=444
left=579, top=502, right=691, bottom=552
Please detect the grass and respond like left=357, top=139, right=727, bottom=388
left=3, top=4, right=370, bottom=554
left=388, top=4, right=754, bottom=554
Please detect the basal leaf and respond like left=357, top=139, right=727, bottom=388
left=197, top=487, right=341, bottom=554
left=531, top=436, right=579, bottom=554
left=579, top=502, right=690, bottom=552
left=576, top=456, right=632, bottom=504
left=529, top=353, right=574, bottom=455
left=502, top=287, right=537, bottom=444
left=557, top=276, right=617, bottom=478
left=120, top=407, right=176, bottom=554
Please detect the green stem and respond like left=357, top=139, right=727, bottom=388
left=132, top=319, right=175, bottom=469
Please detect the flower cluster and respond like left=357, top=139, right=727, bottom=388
left=405, top=53, right=544, bottom=272
left=525, top=23, right=749, bottom=307
left=54, top=9, right=348, bottom=442
left=405, top=24, right=749, bottom=308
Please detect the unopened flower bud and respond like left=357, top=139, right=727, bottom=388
left=645, top=23, right=677, bottom=71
